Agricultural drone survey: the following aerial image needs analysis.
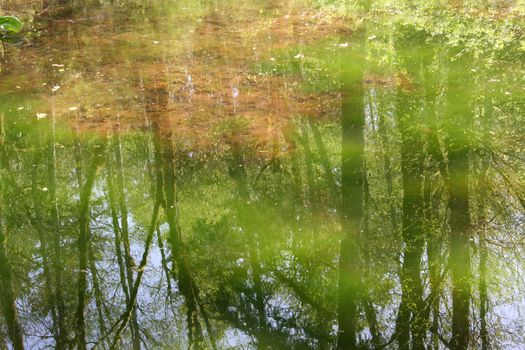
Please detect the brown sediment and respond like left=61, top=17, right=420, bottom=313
left=40, top=3, right=346, bottom=149
left=1, top=1, right=354, bottom=156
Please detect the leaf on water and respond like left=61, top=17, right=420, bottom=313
left=0, top=16, right=23, bottom=35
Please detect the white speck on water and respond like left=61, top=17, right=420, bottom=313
left=185, top=72, right=195, bottom=96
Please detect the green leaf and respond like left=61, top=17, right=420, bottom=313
left=0, top=16, right=23, bottom=34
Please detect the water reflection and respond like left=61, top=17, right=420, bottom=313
left=0, top=0, right=525, bottom=349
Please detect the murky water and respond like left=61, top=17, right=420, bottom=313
left=0, top=0, right=524, bottom=349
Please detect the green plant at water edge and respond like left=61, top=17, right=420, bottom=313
left=0, top=16, right=23, bottom=57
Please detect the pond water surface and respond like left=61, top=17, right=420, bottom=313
left=0, top=0, right=524, bottom=349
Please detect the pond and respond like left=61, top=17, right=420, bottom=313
left=0, top=0, right=524, bottom=349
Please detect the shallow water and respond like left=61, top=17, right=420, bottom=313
left=0, top=0, right=524, bottom=349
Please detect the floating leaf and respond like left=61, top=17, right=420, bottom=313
left=0, top=16, right=23, bottom=34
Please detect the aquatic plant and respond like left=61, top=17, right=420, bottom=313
left=0, top=16, right=23, bottom=56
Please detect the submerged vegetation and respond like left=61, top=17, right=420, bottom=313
left=0, top=0, right=524, bottom=349
left=0, top=15, right=22, bottom=56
